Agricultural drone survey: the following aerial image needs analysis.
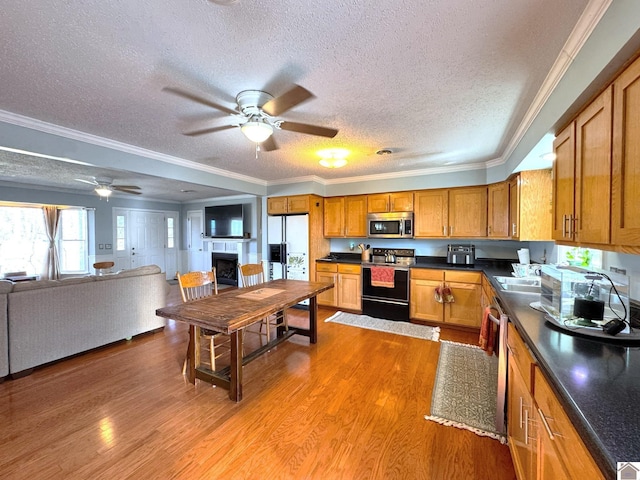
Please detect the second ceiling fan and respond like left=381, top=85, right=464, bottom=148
left=163, top=84, right=338, bottom=151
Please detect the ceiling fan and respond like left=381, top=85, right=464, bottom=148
left=162, top=84, right=339, bottom=151
left=75, top=177, right=141, bottom=199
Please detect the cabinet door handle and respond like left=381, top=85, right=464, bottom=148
left=519, top=397, right=524, bottom=429
left=524, top=408, right=530, bottom=445
left=450, top=225, right=454, bottom=235
left=538, top=408, right=563, bottom=440
left=443, top=226, right=447, bottom=236
left=512, top=222, right=517, bottom=236
left=562, top=214, right=567, bottom=238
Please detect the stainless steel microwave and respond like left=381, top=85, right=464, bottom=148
left=367, top=212, right=414, bottom=238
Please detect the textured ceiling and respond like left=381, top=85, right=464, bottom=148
left=0, top=0, right=592, bottom=201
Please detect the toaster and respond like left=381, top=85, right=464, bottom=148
left=447, top=244, right=475, bottom=265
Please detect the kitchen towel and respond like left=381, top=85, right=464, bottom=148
left=370, top=266, right=395, bottom=288
left=479, top=306, right=495, bottom=356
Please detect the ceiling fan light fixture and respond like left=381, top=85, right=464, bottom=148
left=241, top=117, right=274, bottom=143
left=95, top=186, right=112, bottom=197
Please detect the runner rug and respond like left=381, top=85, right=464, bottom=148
left=425, top=340, right=506, bottom=443
left=325, top=311, right=440, bottom=341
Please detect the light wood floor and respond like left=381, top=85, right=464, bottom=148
left=0, top=286, right=516, bottom=479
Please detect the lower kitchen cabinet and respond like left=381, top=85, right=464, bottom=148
left=409, top=269, right=482, bottom=327
left=507, top=324, right=536, bottom=480
left=534, top=368, right=604, bottom=480
left=507, top=324, right=605, bottom=480
left=315, top=262, right=361, bottom=311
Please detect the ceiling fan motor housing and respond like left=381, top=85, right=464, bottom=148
left=236, top=90, right=274, bottom=117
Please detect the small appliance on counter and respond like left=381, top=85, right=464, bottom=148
left=446, top=244, right=475, bottom=265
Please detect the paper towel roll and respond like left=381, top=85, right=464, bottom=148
left=517, top=249, right=530, bottom=264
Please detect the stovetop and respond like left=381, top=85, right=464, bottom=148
left=368, top=247, right=416, bottom=266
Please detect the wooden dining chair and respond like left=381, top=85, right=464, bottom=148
left=93, top=261, right=115, bottom=275
left=238, top=263, right=287, bottom=342
left=176, top=268, right=229, bottom=371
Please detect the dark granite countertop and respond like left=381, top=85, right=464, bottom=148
left=316, top=253, right=634, bottom=478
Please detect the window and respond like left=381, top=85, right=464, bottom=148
left=167, top=217, right=175, bottom=249
left=116, top=215, right=126, bottom=251
left=58, top=209, right=88, bottom=274
left=0, top=205, right=89, bottom=276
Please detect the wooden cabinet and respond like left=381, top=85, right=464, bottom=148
left=534, top=368, right=605, bottom=480
left=507, top=324, right=536, bottom=480
left=509, top=170, right=552, bottom=241
left=414, top=189, right=448, bottom=237
left=367, top=192, right=413, bottom=213
left=552, top=86, right=612, bottom=245
left=448, top=186, right=488, bottom=238
left=345, top=195, right=368, bottom=237
left=414, top=187, right=487, bottom=238
left=409, top=269, right=444, bottom=322
left=487, top=181, right=510, bottom=238
left=316, top=263, right=338, bottom=307
left=409, top=269, right=482, bottom=327
left=323, top=197, right=345, bottom=237
left=267, top=195, right=313, bottom=215
left=315, top=262, right=361, bottom=311
left=323, top=195, right=367, bottom=238
left=337, top=264, right=362, bottom=311
left=612, top=55, right=640, bottom=246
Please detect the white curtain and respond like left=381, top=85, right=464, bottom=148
left=42, top=206, right=61, bottom=280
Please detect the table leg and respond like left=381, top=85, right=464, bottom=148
left=229, top=329, right=244, bottom=402
left=187, top=325, right=197, bottom=384
left=309, top=296, right=318, bottom=344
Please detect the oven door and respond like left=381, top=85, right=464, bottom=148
left=362, top=267, right=409, bottom=302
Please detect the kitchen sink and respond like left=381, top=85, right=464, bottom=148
left=494, top=276, right=541, bottom=294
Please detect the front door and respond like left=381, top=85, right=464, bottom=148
left=130, top=210, right=165, bottom=270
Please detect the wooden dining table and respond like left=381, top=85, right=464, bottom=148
left=156, top=279, right=334, bottom=402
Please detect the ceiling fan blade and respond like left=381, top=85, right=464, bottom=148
left=111, top=185, right=140, bottom=190
left=112, top=187, right=142, bottom=195
left=279, top=121, right=338, bottom=138
left=261, top=85, right=314, bottom=116
left=162, top=87, right=238, bottom=115
left=75, top=178, right=98, bottom=186
left=262, top=135, right=278, bottom=152
left=183, top=125, right=237, bottom=136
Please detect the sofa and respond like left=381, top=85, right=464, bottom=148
left=0, top=265, right=169, bottom=377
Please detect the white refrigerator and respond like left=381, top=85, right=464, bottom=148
left=267, top=214, right=309, bottom=304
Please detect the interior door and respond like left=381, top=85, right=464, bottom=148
left=187, top=210, right=205, bottom=272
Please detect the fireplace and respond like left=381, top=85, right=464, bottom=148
left=212, top=253, right=238, bottom=286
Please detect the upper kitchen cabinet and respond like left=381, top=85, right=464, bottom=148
left=323, top=197, right=345, bottom=237
left=552, top=87, right=612, bottom=245
left=414, top=187, right=487, bottom=238
left=448, top=186, right=488, bottom=238
left=414, top=189, right=448, bottom=237
left=509, top=170, right=552, bottom=241
left=323, top=195, right=367, bottom=238
left=268, top=195, right=316, bottom=215
left=367, top=192, right=414, bottom=213
left=487, top=181, right=510, bottom=239
left=612, top=55, right=640, bottom=246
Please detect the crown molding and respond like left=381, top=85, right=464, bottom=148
left=0, top=110, right=267, bottom=187
left=500, top=0, right=611, bottom=161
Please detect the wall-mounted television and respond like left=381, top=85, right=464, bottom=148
left=204, top=204, right=244, bottom=238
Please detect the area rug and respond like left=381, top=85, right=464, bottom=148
left=325, top=311, right=440, bottom=341
left=425, top=340, right=506, bottom=443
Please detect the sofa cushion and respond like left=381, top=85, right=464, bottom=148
left=12, top=276, right=95, bottom=292
left=0, top=280, right=13, bottom=294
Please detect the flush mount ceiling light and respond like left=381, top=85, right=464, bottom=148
left=240, top=116, right=274, bottom=143
left=318, top=148, right=349, bottom=168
